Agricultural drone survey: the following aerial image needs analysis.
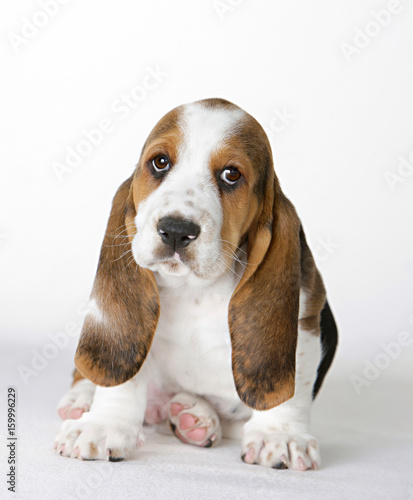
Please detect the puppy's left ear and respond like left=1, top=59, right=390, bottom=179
left=228, top=169, right=301, bottom=411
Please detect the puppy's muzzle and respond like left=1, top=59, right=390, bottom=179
left=157, top=216, right=201, bottom=251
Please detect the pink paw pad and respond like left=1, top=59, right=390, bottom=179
left=58, top=405, right=71, bottom=420
left=58, top=404, right=89, bottom=420
left=68, top=407, right=86, bottom=419
left=170, top=403, right=184, bottom=417
left=296, top=457, right=308, bottom=471
left=179, top=413, right=197, bottom=430
left=168, top=394, right=222, bottom=448
left=186, top=426, right=207, bottom=442
left=243, top=447, right=256, bottom=464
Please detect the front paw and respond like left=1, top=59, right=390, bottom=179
left=53, top=412, right=144, bottom=461
left=57, top=379, right=95, bottom=420
left=241, top=429, right=320, bottom=470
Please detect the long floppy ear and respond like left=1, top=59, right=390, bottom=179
left=75, top=176, right=160, bottom=386
left=228, top=169, right=301, bottom=411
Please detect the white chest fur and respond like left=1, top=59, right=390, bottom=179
left=150, top=271, right=240, bottom=404
left=147, top=260, right=321, bottom=423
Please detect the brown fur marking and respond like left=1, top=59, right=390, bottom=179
left=71, top=368, right=84, bottom=387
left=212, top=107, right=303, bottom=410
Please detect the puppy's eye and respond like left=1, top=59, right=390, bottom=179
left=152, top=154, right=170, bottom=173
left=220, top=167, right=241, bottom=186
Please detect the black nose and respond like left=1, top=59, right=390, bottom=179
left=157, top=216, right=200, bottom=250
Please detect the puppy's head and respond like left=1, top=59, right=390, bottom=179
left=130, top=98, right=272, bottom=285
left=75, top=98, right=303, bottom=410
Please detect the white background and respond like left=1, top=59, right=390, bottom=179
left=0, top=2, right=412, bottom=499
left=2, top=0, right=412, bottom=377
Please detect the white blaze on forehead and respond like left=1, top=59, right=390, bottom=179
left=178, top=102, right=245, bottom=179
left=131, top=101, right=246, bottom=283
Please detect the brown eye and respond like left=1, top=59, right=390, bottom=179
left=152, top=154, right=170, bottom=172
left=220, top=166, right=241, bottom=186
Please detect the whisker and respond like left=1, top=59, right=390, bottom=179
left=110, top=248, right=132, bottom=263
left=221, top=245, right=261, bottom=267
left=218, top=239, right=248, bottom=256
left=104, top=227, right=136, bottom=247
left=106, top=223, right=136, bottom=239
left=106, top=231, right=135, bottom=241
left=219, top=249, right=248, bottom=271
left=219, top=245, right=258, bottom=268
left=214, top=255, right=247, bottom=281
left=108, top=222, right=134, bottom=233
left=103, top=240, right=131, bottom=248
left=126, top=255, right=137, bottom=269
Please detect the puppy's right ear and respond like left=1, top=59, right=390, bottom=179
left=75, top=176, right=160, bottom=386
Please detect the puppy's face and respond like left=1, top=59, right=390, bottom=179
left=130, top=99, right=271, bottom=284
left=76, top=99, right=305, bottom=409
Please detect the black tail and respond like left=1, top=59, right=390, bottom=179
left=312, top=300, right=338, bottom=399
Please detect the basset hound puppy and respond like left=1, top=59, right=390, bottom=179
left=54, top=98, right=338, bottom=470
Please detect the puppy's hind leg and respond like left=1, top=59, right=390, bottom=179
left=241, top=329, right=322, bottom=470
